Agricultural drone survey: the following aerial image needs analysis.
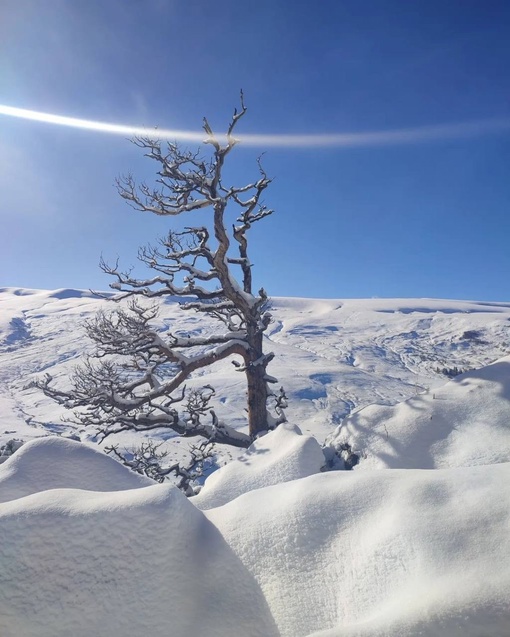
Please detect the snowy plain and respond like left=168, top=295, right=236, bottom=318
left=1, top=287, right=510, bottom=636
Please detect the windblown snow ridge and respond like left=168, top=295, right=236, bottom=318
left=1, top=428, right=510, bottom=637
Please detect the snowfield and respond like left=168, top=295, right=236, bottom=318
left=1, top=288, right=510, bottom=636
left=1, top=288, right=510, bottom=454
left=327, top=355, right=510, bottom=470
left=207, top=458, right=510, bottom=637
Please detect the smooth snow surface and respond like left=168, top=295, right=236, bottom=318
left=0, top=437, right=152, bottom=503
left=207, top=464, right=510, bottom=637
left=192, top=423, right=325, bottom=509
left=0, top=483, right=278, bottom=637
left=328, top=355, right=510, bottom=470
left=1, top=422, right=510, bottom=636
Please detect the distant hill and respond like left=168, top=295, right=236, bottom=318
left=1, top=288, right=509, bottom=465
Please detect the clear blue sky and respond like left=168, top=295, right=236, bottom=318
left=1, top=0, right=509, bottom=300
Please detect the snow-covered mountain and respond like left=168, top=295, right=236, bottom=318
left=1, top=287, right=509, bottom=456
left=2, top=288, right=510, bottom=636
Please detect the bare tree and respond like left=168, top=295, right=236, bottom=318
left=105, top=439, right=216, bottom=496
left=37, top=95, right=286, bottom=447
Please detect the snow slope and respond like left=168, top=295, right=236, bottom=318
left=0, top=483, right=278, bottom=637
left=327, top=354, right=510, bottom=470
left=207, top=462, right=510, bottom=637
left=1, top=288, right=510, bottom=469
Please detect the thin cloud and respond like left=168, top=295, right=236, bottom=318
left=1, top=104, right=509, bottom=148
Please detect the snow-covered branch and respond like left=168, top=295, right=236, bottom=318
left=39, top=95, right=285, bottom=443
left=105, top=439, right=217, bottom=495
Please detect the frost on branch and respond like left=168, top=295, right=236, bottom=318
left=37, top=95, right=286, bottom=445
left=105, top=439, right=216, bottom=496
left=34, top=302, right=251, bottom=447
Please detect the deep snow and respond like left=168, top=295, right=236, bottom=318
left=0, top=481, right=278, bottom=637
left=327, top=354, right=510, bottom=470
left=207, top=461, right=510, bottom=637
left=1, top=425, right=509, bottom=637
left=1, top=288, right=510, bottom=636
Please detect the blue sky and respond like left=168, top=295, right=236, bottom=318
left=1, top=0, right=509, bottom=300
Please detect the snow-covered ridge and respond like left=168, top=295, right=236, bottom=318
left=1, top=288, right=509, bottom=454
left=1, top=424, right=510, bottom=636
left=1, top=288, right=510, bottom=635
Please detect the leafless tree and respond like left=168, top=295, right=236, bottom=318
left=105, top=439, right=215, bottom=496
left=36, top=94, right=286, bottom=448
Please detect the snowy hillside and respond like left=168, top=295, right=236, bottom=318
left=1, top=288, right=510, bottom=636
left=1, top=287, right=509, bottom=458
left=327, top=355, right=510, bottom=470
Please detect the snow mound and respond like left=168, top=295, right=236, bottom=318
left=0, top=484, right=278, bottom=637
left=192, top=423, right=325, bottom=510
left=0, top=437, right=152, bottom=503
left=48, top=288, right=96, bottom=299
left=207, top=463, right=510, bottom=637
left=327, top=355, right=510, bottom=469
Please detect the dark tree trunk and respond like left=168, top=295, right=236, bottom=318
left=245, top=327, right=269, bottom=437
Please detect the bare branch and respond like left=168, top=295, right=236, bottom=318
left=106, top=438, right=217, bottom=496
left=39, top=96, right=285, bottom=445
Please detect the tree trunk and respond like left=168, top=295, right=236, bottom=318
left=245, top=328, right=269, bottom=438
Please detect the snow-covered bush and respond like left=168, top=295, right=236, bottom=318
left=105, top=439, right=217, bottom=496
left=0, top=438, right=24, bottom=464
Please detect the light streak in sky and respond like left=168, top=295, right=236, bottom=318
left=1, top=103, right=509, bottom=149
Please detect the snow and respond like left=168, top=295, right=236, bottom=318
left=0, top=437, right=152, bottom=503
left=2, top=289, right=510, bottom=461
left=1, top=423, right=509, bottom=636
left=327, top=354, right=510, bottom=470
left=192, top=423, right=325, bottom=509
left=0, top=483, right=278, bottom=637
left=2, top=288, right=510, bottom=635
left=207, top=463, right=510, bottom=637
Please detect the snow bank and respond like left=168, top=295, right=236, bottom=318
left=1, top=428, right=509, bottom=637
left=192, top=423, right=325, bottom=510
left=0, top=484, right=278, bottom=637
left=327, top=355, right=510, bottom=470
left=0, top=437, right=152, bottom=503
left=207, top=463, right=510, bottom=637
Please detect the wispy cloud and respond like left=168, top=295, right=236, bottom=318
left=1, top=103, right=510, bottom=149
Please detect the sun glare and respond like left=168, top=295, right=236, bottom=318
left=1, top=103, right=509, bottom=148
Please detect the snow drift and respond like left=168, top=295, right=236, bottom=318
left=1, top=428, right=510, bottom=637
left=328, top=355, right=510, bottom=470
left=192, top=423, right=325, bottom=509
left=0, top=437, right=152, bottom=503
left=207, top=462, right=510, bottom=637
left=0, top=482, right=278, bottom=637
